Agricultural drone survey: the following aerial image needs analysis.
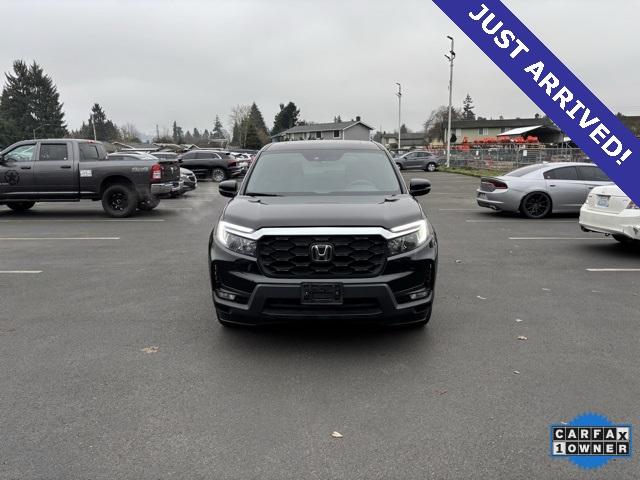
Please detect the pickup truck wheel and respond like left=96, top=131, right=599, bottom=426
left=102, top=184, right=138, bottom=218
left=211, top=168, right=227, bottom=183
left=138, top=196, right=160, bottom=211
left=7, top=201, right=36, bottom=212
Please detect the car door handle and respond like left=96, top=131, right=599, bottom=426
left=549, top=184, right=556, bottom=187
left=60, top=165, right=71, bottom=169
left=19, top=166, right=31, bottom=170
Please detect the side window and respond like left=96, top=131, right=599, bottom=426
left=39, top=143, right=69, bottom=161
left=4, top=144, right=35, bottom=162
left=195, top=152, right=208, bottom=159
left=578, top=166, right=610, bottom=182
left=544, top=166, right=579, bottom=180
left=183, top=152, right=195, bottom=160
left=79, top=143, right=100, bottom=161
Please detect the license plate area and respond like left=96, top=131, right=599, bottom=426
left=478, top=192, right=487, bottom=199
left=597, top=195, right=610, bottom=208
left=301, top=283, right=343, bottom=305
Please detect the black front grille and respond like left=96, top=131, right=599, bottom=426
left=257, top=235, right=387, bottom=278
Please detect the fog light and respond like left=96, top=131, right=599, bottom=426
left=216, top=290, right=237, bottom=301
left=409, top=290, right=428, bottom=300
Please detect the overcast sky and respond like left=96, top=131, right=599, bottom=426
left=1, top=0, right=637, bottom=137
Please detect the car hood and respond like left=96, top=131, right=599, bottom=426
left=222, top=195, right=424, bottom=229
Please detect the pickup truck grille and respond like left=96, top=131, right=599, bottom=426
left=257, top=235, right=387, bottom=278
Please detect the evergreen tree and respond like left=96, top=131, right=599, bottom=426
left=0, top=60, right=67, bottom=143
left=248, top=102, right=270, bottom=147
left=172, top=121, right=184, bottom=144
left=0, top=112, right=18, bottom=148
left=244, top=122, right=262, bottom=150
left=231, top=121, right=240, bottom=145
left=212, top=115, right=225, bottom=139
left=184, top=130, right=193, bottom=144
left=271, top=102, right=300, bottom=135
left=192, top=127, right=201, bottom=143
left=462, top=94, right=476, bottom=120
left=203, top=128, right=210, bottom=141
left=79, top=103, right=119, bottom=141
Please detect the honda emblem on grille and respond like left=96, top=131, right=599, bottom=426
left=310, top=243, right=334, bottom=263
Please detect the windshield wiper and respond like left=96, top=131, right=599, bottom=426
left=246, top=192, right=282, bottom=197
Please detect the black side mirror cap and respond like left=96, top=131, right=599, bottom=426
left=409, top=178, right=431, bottom=196
left=219, top=180, right=238, bottom=198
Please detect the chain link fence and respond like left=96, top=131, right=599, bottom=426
left=427, top=146, right=590, bottom=171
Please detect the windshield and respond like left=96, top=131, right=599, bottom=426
left=505, top=164, right=546, bottom=177
left=244, top=148, right=401, bottom=196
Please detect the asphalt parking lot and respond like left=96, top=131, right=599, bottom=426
left=1, top=172, right=639, bottom=479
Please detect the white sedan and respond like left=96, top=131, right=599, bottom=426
left=579, top=185, right=640, bottom=244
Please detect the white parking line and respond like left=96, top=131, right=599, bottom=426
left=586, top=268, right=640, bottom=272
left=439, top=208, right=479, bottom=211
left=0, top=219, right=163, bottom=223
left=468, top=220, right=577, bottom=223
left=509, top=237, right=609, bottom=240
left=0, top=237, right=120, bottom=241
left=0, top=270, right=42, bottom=274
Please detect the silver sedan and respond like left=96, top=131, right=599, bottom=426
left=476, top=162, right=612, bottom=219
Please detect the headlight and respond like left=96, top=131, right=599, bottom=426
left=216, top=221, right=257, bottom=257
left=388, top=220, right=429, bottom=256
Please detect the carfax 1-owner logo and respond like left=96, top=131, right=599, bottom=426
left=550, top=413, right=632, bottom=470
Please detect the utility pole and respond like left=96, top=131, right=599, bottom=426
left=91, top=114, right=97, bottom=141
left=445, top=35, right=455, bottom=168
left=396, top=83, right=402, bottom=152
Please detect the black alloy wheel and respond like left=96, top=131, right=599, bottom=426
left=521, top=192, right=552, bottom=219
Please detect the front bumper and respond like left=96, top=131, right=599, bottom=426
left=209, top=234, right=438, bottom=326
left=579, top=206, right=640, bottom=240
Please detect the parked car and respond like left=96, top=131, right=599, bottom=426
left=0, top=139, right=178, bottom=217
left=579, top=184, right=640, bottom=245
left=177, top=150, right=243, bottom=182
left=109, top=152, right=183, bottom=199
left=395, top=151, right=442, bottom=172
left=476, top=162, right=612, bottom=219
left=208, top=140, right=437, bottom=327
left=180, top=167, right=197, bottom=194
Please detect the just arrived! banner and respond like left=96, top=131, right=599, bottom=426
left=432, top=0, right=640, bottom=205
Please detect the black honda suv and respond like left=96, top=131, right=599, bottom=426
left=208, top=140, right=438, bottom=327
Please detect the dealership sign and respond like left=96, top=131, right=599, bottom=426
left=432, top=0, right=640, bottom=205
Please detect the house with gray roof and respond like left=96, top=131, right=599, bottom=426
left=271, top=117, right=374, bottom=142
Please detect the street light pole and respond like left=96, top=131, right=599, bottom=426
left=445, top=35, right=455, bottom=168
left=396, top=83, right=402, bottom=152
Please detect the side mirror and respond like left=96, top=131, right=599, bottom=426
left=219, top=180, right=238, bottom=198
left=409, top=178, right=431, bottom=196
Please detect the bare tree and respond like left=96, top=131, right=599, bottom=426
left=119, top=123, right=142, bottom=142
left=229, top=104, right=251, bottom=148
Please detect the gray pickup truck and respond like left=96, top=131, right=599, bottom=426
left=0, top=139, right=179, bottom=217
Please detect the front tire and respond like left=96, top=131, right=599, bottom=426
left=101, top=184, right=138, bottom=218
left=211, top=168, right=227, bottom=183
left=520, top=192, right=552, bottom=219
left=425, top=162, right=437, bottom=172
left=7, top=201, right=36, bottom=212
